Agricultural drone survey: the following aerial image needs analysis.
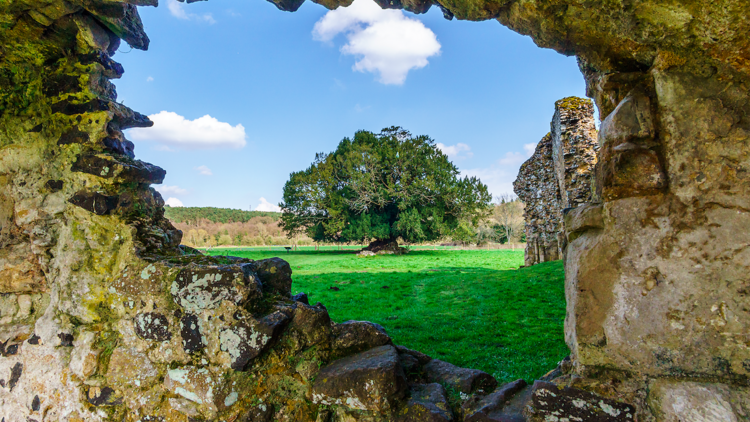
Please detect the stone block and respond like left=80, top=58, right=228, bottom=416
left=313, top=345, right=407, bottom=412
left=423, top=359, right=497, bottom=394
left=332, top=320, right=392, bottom=356
left=396, top=383, right=453, bottom=422
left=528, top=381, right=635, bottom=421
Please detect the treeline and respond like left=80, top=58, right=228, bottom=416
left=165, top=206, right=302, bottom=248
left=164, top=206, right=281, bottom=224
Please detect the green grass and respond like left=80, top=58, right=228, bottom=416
left=204, top=247, right=567, bottom=384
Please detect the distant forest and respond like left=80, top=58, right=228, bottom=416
left=164, top=206, right=281, bottom=224
left=164, top=206, right=292, bottom=248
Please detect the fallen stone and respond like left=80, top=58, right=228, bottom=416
left=396, top=383, right=453, bottom=422
left=312, top=345, right=407, bottom=412
left=529, top=381, right=635, bottom=422
left=462, top=379, right=527, bottom=422
left=332, top=320, right=392, bottom=356
left=423, top=359, right=497, bottom=394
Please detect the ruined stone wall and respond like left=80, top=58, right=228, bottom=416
left=514, top=98, right=598, bottom=267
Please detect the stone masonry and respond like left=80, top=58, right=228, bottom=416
left=514, top=97, right=598, bottom=267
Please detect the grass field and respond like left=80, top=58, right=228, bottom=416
left=204, top=247, right=567, bottom=384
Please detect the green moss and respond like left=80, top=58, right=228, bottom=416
left=93, top=329, right=121, bottom=376
left=555, top=96, right=593, bottom=111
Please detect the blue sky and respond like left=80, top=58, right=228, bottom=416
left=119, top=0, right=587, bottom=211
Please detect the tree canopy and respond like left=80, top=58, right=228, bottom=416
left=280, top=127, right=492, bottom=245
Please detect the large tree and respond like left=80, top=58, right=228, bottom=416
left=280, top=127, right=491, bottom=249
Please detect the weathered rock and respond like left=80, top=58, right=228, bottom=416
left=290, top=302, right=332, bottom=347
left=107, top=347, right=160, bottom=390
left=134, top=312, right=172, bottom=341
left=423, top=359, right=497, bottom=394
left=647, top=379, right=750, bottom=421
left=72, top=154, right=166, bottom=184
left=528, top=381, right=635, bottom=422
left=333, top=320, right=392, bottom=356
left=250, top=257, right=293, bottom=296
left=171, top=265, right=252, bottom=313
left=68, top=191, right=119, bottom=216
left=462, top=379, right=527, bottom=422
left=220, top=311, right=291, bottom=370
left=396, top=383, right=453, bottom=422
left=164, top=366, right=223, bottom=411
left=180, top=313, right=204, bottom=354
left=312, top=345, right=407, bottom=412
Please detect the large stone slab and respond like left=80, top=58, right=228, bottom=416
left=312, top=345, right=407, bottom=412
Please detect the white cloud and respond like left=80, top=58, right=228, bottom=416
left=313, top=0, right=441, bottom=85
left=129, top=111, right=246, bottom=150
left=498, top=151, right=526, bottom=166
left=147, top=76, right=154, bottom=82
left=255, top=197, right=281, bottom=212
left=462, top=166, right=517, bottom=199
left=155, top=185, right=188, bottom=196
left=523, top=142, right=537, bottom=157
left=167, top=0, right=216, bottom=24
left=165, top=197, right=184, bottom=207
left=194, top=165, right=213, bottom=176
left=437, top=142, right=473, bottom=160
left=461, top=145, right=538, bottom=197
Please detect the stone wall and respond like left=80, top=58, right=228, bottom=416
left=514, top=97, right=598, bottom=267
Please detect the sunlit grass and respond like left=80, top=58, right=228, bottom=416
left=204, top=247, right=567, bottom=384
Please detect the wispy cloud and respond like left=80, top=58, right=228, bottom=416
left=167, top=0, right=216, bottom=24
left=255, top=197, right=281, bottom=212
left=498, top=151, right=526, bottom=166
left=523, top=142, right=537, bottom=157
left=461, top=144, right=537, bottom=197
left=437, top=142, right=473, bottom=160
left=147, top=76, right=154, bottom=82
left=194, top=165, right=213, bottom=176
left=313, top=0, right=440, bottom=85
left=155, top=185, right=188, bottom=196
left=129, top=111, right=246, bottom=151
